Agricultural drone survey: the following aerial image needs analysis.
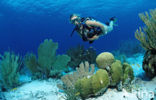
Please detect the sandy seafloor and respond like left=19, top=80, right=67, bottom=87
left=1, top=53, right=156, bottom=100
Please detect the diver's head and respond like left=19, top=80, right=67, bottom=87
left=70, top=14, right=81, bottom=25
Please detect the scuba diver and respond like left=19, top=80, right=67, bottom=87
left=70, top=14, right=116, bottom=44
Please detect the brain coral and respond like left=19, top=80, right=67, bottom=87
left=96, top=52, right=115, bottom=69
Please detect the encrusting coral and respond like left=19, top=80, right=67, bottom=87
left=0, top=52, right=22, bottom=91
left=24, top=39, right=71, bottom=79
left=135, top=9, right=156, bottom=78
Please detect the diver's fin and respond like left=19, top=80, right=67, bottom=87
left=110, top=16, right=116, bottom=21
left=110, top=17, right=118, bottom=26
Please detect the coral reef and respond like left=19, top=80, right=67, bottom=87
left=24, top=53, right=38, bottom=74
left=67, top=45, right=97, bottom=69
left=58, top=61, right=95, bottom=90
left=135, top=9, right=156, bottom=78
left=59, top=52, right=134, bottom=99
left=58, top=61, right=95, bottom=99
left=96, top=52, right=134, bottom=89
left=135, top=9, right=156, bottom=50
left=59, top=55, right=134, bottom=99
left=122, top=63, right=134, bottom=83
left=0, top=52, right=21, bottom=91
left=142, top=50, right=156, bottom=78
left=24, top=39, right=71, bottom=79
left=96, top=52, right=115, bottom=69
left=110, top=60, right=123, bottom=86
left=75, top=69, right=110, bottom=98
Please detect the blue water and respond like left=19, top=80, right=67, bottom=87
left=0, top=0, right=156, bottom=55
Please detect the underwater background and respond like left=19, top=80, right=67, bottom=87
left=0, top=0, right=155, bottom=55
left=0, top=0, right=156, bottom=100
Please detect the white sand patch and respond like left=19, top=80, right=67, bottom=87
left=4, top=79, right=65, bottom=100
left=87, top=89, right=138, bottom=100
left=3, top=77, right=156, bottom=100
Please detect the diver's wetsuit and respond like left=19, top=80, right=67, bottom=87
left=80, top=17, right=103, bottom=43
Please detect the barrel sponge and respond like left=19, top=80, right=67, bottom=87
left=96, top=52, right=115, bottom=69
left=110, top=60, right=123, bottom=86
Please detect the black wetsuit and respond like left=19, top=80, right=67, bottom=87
left=80, top=17, right=102, bottom=43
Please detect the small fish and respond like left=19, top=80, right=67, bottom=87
left=136, top=64, right=140, bottom=68
left=75, top=92, right=80, bottom=96
left=11, top=88, right=17, bottom=91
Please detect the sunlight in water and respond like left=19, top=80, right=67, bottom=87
left=1, top=0, right=144, bottom=15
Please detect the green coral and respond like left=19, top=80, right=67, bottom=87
left=110, top=60, right=123, bottom=86
left=58, top=61, right=95, bottom=90
left=59, top=52, right=135, bottom=99
left=38, top=39, right=58, bottom=76
left=91, top=69, right=110, bottom=95
left=67, top=45, right=97, bottom=68
left=122, top=63, right=134, bottom=83
left=24, top=53, right=38, bottom=74
left=0, top=52, right=21, bottom=90
left=75, top=77, right=92, bottom=99
left=135, top=9, right=156, bottom=78
left=50, top=55, right=71, bottom=77
left=96, top=52, right=115, bottom=69
left=24, top=39, right=71, bottom=78
left=58, top=62, right=96, bottom=99
left=75, top=69, right=110, bottom=99
left=135, top=9, right=156, bottom=50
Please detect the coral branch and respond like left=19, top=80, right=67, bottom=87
left=135, top=9, right=156, bottom=50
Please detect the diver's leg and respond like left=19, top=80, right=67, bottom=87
left=104, top=20, right=114, bottom=33
left=82, top=34, right=88, bottom=41
left=104, top=17, right=116, bottom=33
